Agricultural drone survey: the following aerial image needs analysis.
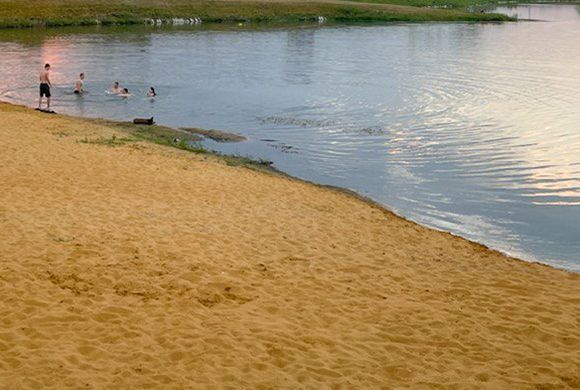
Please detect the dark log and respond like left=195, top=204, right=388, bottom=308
left=133, top=117, right=155, bottom=125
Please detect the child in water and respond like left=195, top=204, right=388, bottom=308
left=147, top=87, right=157, bottom=97
left=118, top=88, right=131, bottom=97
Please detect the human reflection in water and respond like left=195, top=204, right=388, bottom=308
left=283, top=28, right=316, bottom=85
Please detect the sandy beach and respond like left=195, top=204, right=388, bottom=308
left=0, top=102, right=578, bottom=388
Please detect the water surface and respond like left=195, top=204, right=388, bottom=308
left=1, top=4, right=579, bottom=270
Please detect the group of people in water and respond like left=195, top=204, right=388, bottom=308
left=38, top=63, right=157, bottom=111
left=108, top=81, right=157, bottom=98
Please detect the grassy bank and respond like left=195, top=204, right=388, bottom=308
left=0, top=0, right=512, bottom=29
left=86, top=118, right=277, bottom=172
left=349, top=0, right=486, bottom=9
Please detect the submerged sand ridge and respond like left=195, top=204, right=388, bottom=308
left=0, top=102, right=578, bottom=388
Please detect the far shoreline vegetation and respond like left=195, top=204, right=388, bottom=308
left=0, top=0, right=514, bottom=29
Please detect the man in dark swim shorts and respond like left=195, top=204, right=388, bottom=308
left=38, top=63, right=52, bottom=110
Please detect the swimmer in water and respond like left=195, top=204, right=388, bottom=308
left=118, top=88, right=131, bottom=97
left=111, top=81, right=121, bottom=94
left=147, top=87, right=157, bottom=97
left=74, top=73, right=85, bottom=94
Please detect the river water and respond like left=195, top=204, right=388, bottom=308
left=1, top=4, right=579, bottom=270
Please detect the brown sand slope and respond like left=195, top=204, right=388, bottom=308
left=0, top=102, right=578, bottom=389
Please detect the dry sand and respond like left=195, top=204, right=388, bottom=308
left=0, top=102, right=578, bottom=389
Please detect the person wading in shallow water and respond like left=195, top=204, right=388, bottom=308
left=74, top=73, right=85, bottom=95
left=38, top=63, right=52, bottom=110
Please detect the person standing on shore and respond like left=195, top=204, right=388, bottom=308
left=74, top=73, right=85, bottom=95
left=38, top=63, right=52, bottom=110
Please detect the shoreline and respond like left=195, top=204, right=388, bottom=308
left=0, top=0, right=514, bottom=29
left=2, top=101, right=574, bottom=273
left=1, top=101, right=579, bottom=387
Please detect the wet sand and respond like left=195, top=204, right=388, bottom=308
left=0, top=102, right=578, bottom=388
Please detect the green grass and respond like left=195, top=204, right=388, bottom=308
left=87, top=119, right=204, bottom=147
left=86, top=119, right=276, bottom=172
left=78, top=134, right=136, bottom=146
left=0, top=0, right=513, bottom=29
left=349, top=0, right=475, bottom=9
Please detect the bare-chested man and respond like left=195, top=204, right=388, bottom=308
left=74, top=73, right=85, bottom=95
left=111, top=81, right=121, bottom=94
left=38, top=63, right=52, bottom=110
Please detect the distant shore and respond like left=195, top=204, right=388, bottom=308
left=1, top=101, right=578, bottom=387
left=0, top=0, right=513, bottom=29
